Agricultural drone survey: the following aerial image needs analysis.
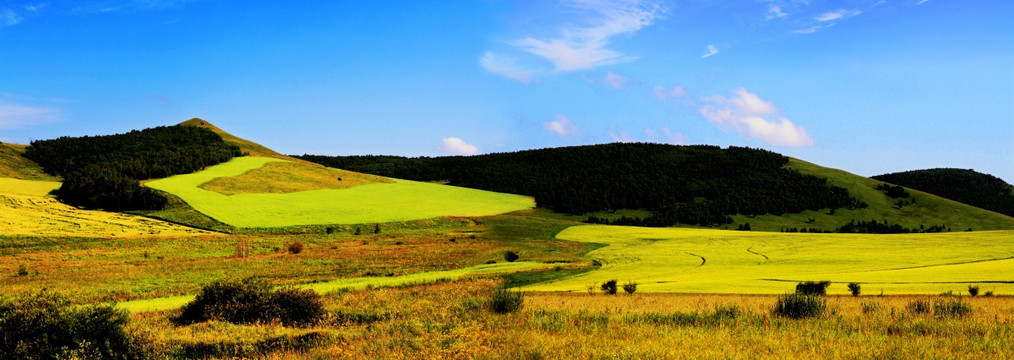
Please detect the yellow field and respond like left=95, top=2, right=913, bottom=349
left=526, top=225, right=1014, bottom=295
left=198, top=159, right=392, bottom=195
left=0, top=177, right=211, bottom=238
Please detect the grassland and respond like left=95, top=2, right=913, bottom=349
left=728, top=158, right=1014, bottom=232
left=0, top=177, right=210, bottom=238
left=199, top=159, right=392, bottom=195
left=0, top=143, right=58, bottom=181
left=145, top=156, right=535, bottom=227
left=526, top=225, right=1014, bottom=295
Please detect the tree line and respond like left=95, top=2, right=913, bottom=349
left=872, top=168, right=1014, bottom=218
left=23, top=125, right=242, bottom=211
left=298, top=143, right=866, bottom=226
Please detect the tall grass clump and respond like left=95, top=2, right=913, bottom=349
left=622, top=281, right=638, bottom=294
left=175, top=278, right=325, bottom=327
left=0, top=290, right=148, bottom=360
left=489, top=287, right=524, bottom=314
left=861, top=301, right=882, bottom=314
left=934, top=298, right=972, bottom=318
left=795, top=281, right=831, bottom=296
left=504, top=251, right=520, bottom=262
left=773, top=293, right=826, bottom=319
left=906, top=299, right=932, bottom=315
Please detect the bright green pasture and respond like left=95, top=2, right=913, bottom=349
left=116, top=261, right=552, bottom=313
left=144, top=157, right=535, bottom=227
left=526, top=225, right=1014, bottom=295
left=0, top=177, right=60, bottom=196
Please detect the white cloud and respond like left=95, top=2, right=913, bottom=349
left=698, top=88, right=814, bottom=147
left=700, top=44, right=719, bottom=59
left=608, top=130, right=637, bottom=143
left=766, top=5, right=788, bottom=19
left=438, top=137, right=479, bottom=155
left=603, top=72, right=629, bottom=89
left=2, top=8, right=23, bottom=26
left=654, top=85, right=686, bottom=101
left=543, top=115, right=579, bottom=136
left=481, top=0, right=665, bottom=79
left=815, top=9, right=861, bottom=22
left=916, top=0, right=930, bottom=4
left=660, top=126, right=686, bottom=145
left=791, top=25, right=826, bottom=34
left=0, top=103, right=61, bottom=129
left=479, top=52, right=535, bottom=84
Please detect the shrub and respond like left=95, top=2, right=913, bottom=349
left=0, top=290, right=146, bottom=360
left=968, top=285, right=979, bottom=297
left=984, top=290, right=995, bottom=297
left=287, top=241, right=304, bottom=254
left=622, top=281, right=638, bottom=294
left=489, top=287, right=524, bottom=314
left=773, top=293, right=826, bottom=319
left=16, top=264, right=29, bottom=277
left=860, top=301, right=882, bottom=314
left=373, top=224, right=381, bottom=234
left=484, top=260, right=497, bottom=265
left=601, top=280, right=618, bottom=295
left=504, top=251, right=520, bottom=262
left=795, top=281, right=831, bottom=296
left=175, top=278, right=325, bottom=327
left=847, top=282, right=861, bottom=297
left=906, top=299, right=932, bottom=315
left=934, top=299, right=972, bottom=318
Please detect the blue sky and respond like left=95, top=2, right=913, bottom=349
left=1, top=0, right=1012, bottom=181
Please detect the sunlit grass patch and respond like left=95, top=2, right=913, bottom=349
left=145, top=156, right=535, bottom=227
left=199, top=160, right=392, bottom=195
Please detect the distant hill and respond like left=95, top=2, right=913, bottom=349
left=872, top=168, right=1014, bottom=217
left=0, top=142, right=59, bottom=181
left=298, top=145, right=1014, bottom=232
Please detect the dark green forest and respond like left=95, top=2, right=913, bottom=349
left=297, top=143, right=865, bottom=226
left=872, top=168, right=1014, bottom=217
left=23, top=125, right=242, bottom=211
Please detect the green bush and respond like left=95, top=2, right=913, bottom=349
left=773, top=293, right=826, bottom=319
left=0, top=290, right=147, bottom=360
left=175, top=278, right=326, bottom=327
left=795, top=281, right=831, bottom=296
left=968, top=285, right=980, bottom=297
left=504, top=251, right=520, bottom=262
left=847, top=282, right=861, bottom=297
left=622, top=281, right=638, bottom=295
left=860, top=301, right=882, bottom=314
left=934, top=299, right=972, bottom=318
left=16, top=264, right=29, bottom=277
left=489, top=287, right=524, bottom=314
left=601, top=280, right=618, bottom=295
left=287, top=241, right=304, bottom=254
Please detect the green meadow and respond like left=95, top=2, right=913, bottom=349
left=526, top=225, right=1014, bottom=295
left=144, top=156, right=535, bottom=227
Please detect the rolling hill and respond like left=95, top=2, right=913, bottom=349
left=872, top=168, right=1014, bottom=218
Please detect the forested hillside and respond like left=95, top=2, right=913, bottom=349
left=873, top=168, right=1014, bottom=217
left=297, top=144, right=865, bottom=226
left=23, top=125, right=242, bottom=211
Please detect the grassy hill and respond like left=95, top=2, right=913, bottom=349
left=872, top=168, right=1014, bottom=218
left=729, top=159, right=1014, bottom=231
left=0, top=143, right=58, bottom=181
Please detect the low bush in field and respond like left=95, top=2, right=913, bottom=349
left=0, top=290, right=147, bottom=360
left=175, top=278, right=325, bottom=327
left=968, top=285, right=980, bottom=297
left=848, top=282, right=861, bottom=297
left=287, top=241, right=304, bottom=254
left=622, top=281, right=638, bottom=294
left=489, top=287, right=524, bottom=314
left=861, top=301, right=882, bottom=314
left=773, top=293, right=826, bottom=319
left=795, top=281, right=831, bottom=296
left=601, top=280, right=618, bottom=295
left=504, top=251, right=520, bottom=262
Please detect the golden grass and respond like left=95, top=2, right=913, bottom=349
left=199, top=159, right=392, bottom=195
left=0, top=192, right=211, bottom=238
left=0, top=177, right=60, bottom=196
left=0, top=143, right=58, bottom=181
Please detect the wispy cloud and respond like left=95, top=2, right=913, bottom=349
left=698, top=88, right=814, bottom=147
left=766, top=5, right=788, bottom=19
left=815, top=9, right=861, bottom=22
left=792, top=24, right=830, bottom=34
left=2, top=8, right=23, bottom=26
left=543, top=115, right=579, bottom=136
left=481, top=0, right=666, bottom=81
left=654, top=85, right=686, bottom=102
left=644, top=126, right=686, bottom=145
left=603, top=72, right=629, bottom=89
left=608, top=130, right=637, bottom=143
left=700, top=44, right=719, bottom=59
left=916, top=0, right=930, bottom=5
left=438, top=137, right=479, bottom=155
left=0, top=102, right=62, bottom=129
left=480, top=52, right=535, bottom=84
